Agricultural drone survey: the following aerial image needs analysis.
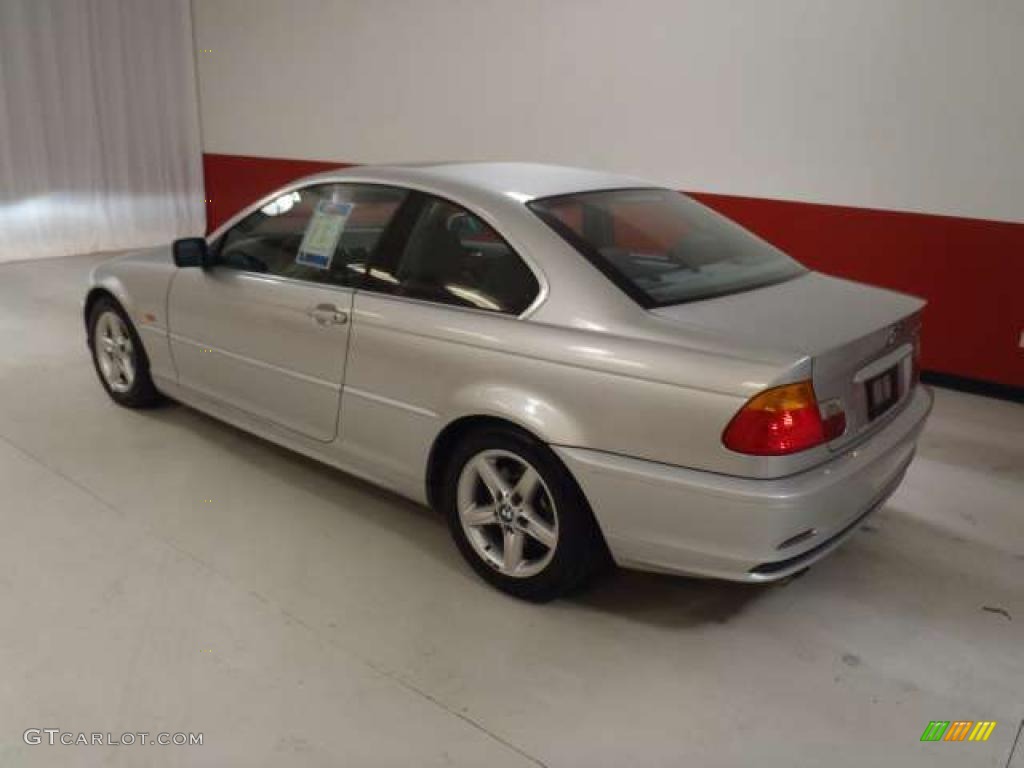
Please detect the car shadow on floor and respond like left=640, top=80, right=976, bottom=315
left=567, top=566, right=774, bottom=628
left=133, top=399, right=483, bottom=575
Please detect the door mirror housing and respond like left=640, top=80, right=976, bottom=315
left=172, top=237, right=210, bottom=268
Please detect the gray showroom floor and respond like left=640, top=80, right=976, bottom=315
left=0, top=252, right=1021, bottom=768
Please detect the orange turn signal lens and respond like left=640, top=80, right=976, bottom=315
left=722, top=380, right=838, bottom=456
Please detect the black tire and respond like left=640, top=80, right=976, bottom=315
left=442, top=425, right=609, bottom=602
left=88, top=296, right=161, bottom=408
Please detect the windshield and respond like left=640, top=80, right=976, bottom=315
left=528, top=188, right=806, bottom=307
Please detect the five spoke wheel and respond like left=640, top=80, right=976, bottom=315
left=94, top=310, right=136, bottom=393
left=457, top=449, right=559, bottom=579
left=88, top=297, right=160, bottom=408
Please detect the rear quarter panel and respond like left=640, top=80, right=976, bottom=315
left=340, top=291, right=804, bottom=493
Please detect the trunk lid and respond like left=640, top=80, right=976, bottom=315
left=650, top=272, right=924, bottom=449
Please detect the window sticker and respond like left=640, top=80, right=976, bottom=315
left=297, top=200, right=353, bottom=270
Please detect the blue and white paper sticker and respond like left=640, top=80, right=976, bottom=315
left=297, top=201, right=353, bottom=270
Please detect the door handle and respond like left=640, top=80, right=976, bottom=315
left=308, top=303, right=349, bottom=327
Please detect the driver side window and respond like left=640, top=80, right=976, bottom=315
left=215, top=184, right=407, bottom=288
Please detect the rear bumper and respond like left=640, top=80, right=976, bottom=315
left=554, top=385, right=933, bottom=582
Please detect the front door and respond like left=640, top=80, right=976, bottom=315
left=167, top=183, right=408, bottom=442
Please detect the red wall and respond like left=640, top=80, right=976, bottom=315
left=204, top=153, right=345, bottom=234
left=203, top=153, right=1023, bottom=389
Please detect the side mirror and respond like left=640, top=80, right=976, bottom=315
left=172, top=237, right=210, bottom=268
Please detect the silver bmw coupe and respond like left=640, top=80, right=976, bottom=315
left=85, top=162, right=932, bottom=600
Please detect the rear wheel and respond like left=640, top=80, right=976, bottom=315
left=443, top=426, right=607, bottom=601
left=88, top=297, right=160, bottom=408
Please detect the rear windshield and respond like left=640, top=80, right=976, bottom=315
left=528, top=188, right=805, bottom=307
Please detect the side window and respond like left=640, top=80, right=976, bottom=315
left=366, top=196, right=540, bottom=315
left=214, top=184, right=407, bottom=287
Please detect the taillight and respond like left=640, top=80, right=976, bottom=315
left=722, top=380, right=845, bottom=456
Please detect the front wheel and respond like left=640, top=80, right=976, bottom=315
left=443, top=427, right=607, bottom=601
left=88, top=297, right=161, bottom=408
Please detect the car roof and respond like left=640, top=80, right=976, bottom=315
left=307, top=162, right=654, bottom=204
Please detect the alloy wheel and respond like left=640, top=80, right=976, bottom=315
left=456, top=449, right=559, bottom=578
left=94, top=310, right=136, bottom=394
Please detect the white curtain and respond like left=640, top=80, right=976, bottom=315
left=0, top=0, right=204, bottom=263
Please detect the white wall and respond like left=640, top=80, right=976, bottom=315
left=194, top=0, right=1024, bottom=223
left=0, top=0, right=203, bottom=262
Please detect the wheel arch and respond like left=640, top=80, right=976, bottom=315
left=83, top=286, right=118, bottom=335
left=84, top=277, right=134, bottom=335
left=426, top=415, right=525, bottom=511
left=426, top=412, right=614, bottom=578
left=425, top=381, right=589, bottom=509
left=424, top=407, right=590, bottom=509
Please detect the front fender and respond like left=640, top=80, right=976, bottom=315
left=83, top=248, right=177, bottom=381
left=85, top=272, right=136, bottom=328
